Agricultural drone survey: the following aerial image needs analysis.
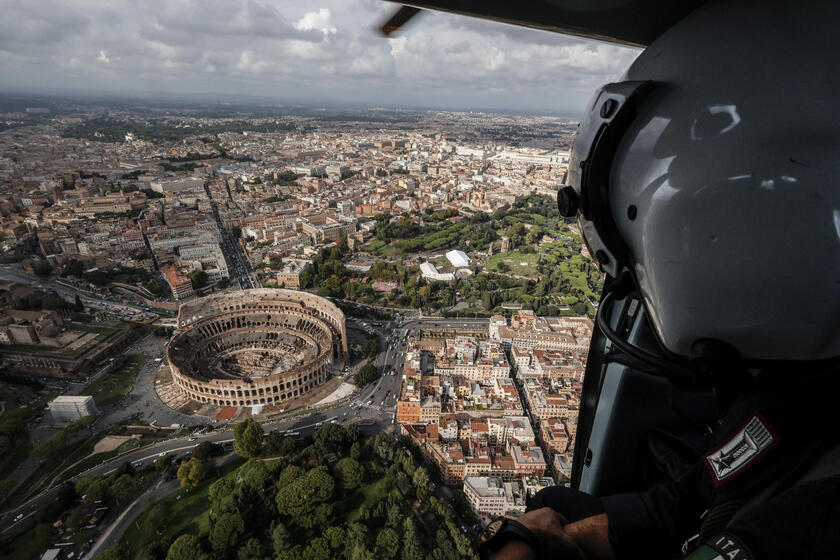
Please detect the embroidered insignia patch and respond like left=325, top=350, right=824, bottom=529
left=705, top=414, right=776, bottom=485
left=682, top=533, right=755, bottom=560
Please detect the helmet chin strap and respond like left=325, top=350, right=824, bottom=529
left=688, top=339, right=754, bottom=418
left=596, top=284, right=697, bottom=385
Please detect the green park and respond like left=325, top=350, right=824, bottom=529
left=81, top=355, right=149, bottom=407
left=100, top=420, right=477, bottom=560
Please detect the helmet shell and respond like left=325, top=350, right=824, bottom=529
left=608, top=0, right=840, bottom=361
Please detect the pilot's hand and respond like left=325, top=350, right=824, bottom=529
left=490, top=508, right=614, bottom=560
left=563, top=513, right=614, bottom=560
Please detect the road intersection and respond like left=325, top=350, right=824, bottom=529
left=0, top=300, right=489, bottom=544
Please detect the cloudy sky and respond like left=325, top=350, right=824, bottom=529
left=0, top=0, right=640, bottom=113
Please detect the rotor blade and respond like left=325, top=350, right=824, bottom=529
left=380, top=5, right=422, bottom=37
left=380, top=0, right=704, bottom=47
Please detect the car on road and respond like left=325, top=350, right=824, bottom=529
left=188, top=437, right=197, bottom=442
left=314, top=422, right=323, bottom=427
left=158, top=451, right=167, bottom=457
left=13, top=513, right=23, bottom=522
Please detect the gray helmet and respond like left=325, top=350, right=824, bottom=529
left=561, top=0, right=840, bottom=362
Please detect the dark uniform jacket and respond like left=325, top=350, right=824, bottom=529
left=600, top=371, right=840, bottom=559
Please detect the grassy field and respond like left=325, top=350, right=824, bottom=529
left=56, top=439, right=143, bottom=484
left=81, top=355, right=148, bottom=407
left=485, top=251, right=540, bottom=277
left=342, top=476, right=391, bottom=521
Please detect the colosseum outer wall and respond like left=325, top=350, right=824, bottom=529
left=167, top=289, right=347, bottom=408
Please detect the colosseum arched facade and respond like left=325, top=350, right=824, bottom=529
left=167, top=289, right=347, bottom=408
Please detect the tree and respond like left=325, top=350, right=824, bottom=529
left=374, top=432, right=395, bottom=462
left=362, top=336, right=380, bottom=360
left=73, top=294, right=84, bottom=312
left=144, top=502, right=169, bottom=534
left=210, top=511, right=245, bottom=553
left=275, top=466, right=334, bottom=520
left=481, top=291, right=496, bottom=311
left=412, top=467, right=430, bottom=491
left=238, top=458, right=270, bottom=491
left=167, top=535, right=206, bottom=560
left=33, top=260, right=53, bottom=276
left=34, top=415, right=95, bottom=461
left=155, top=455, right=173, bottom=472
left=32, top=522, right=54, bottom=552
left=42, top=292, right=68, bottom=310
left=313, top=422, right=346, bottom=456
left=265, top=431, right=297, bottom=457
left=354, top=363, right=377, bottom=387
left=443, top=287, right=456, bottom=307
left=302, top=537, right=331, bottom=560
left=237, top=538, right=264, bottom=560
left=65, top=506, right=93, bottom=529
left=188, top=269, right=208, bottom=290
left=100, top=545, right=128, bottom=560
left=386, top=503, right=403, bottom=528
left=177, top=458, right=205, bottom=487
left=276, top=464, right=303, bottom=488
left=271, top=522, right=291, bottom=554
left=233, top=418, right=264, bottom=457
left=137, top=537, right=174, bottom=560
left=348, top=544, right=375, bottom=560
left=64, top=259, right=85, bottom=277
left=192, top=441, right=216, bottom=462
left=109, top=474, right=137, bottom=504
left=323, top=526, right=346, bottom=551
left=317, top=274, right=344, bottom=298
left=335, top=457, right=364, bottom=490
left=344, top=523, right=368, bottom=558
left=75, top=473, right=102, bottom=496
left=114, top=461, right=135, bottom=478
left=56, top=481, right=77, bottom=509
left=208, top=478, right=235, bottom=512
left=82, top=476, right=111, bottom=503
left=375, top=528, right=401, bottom=560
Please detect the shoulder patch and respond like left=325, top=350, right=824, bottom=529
left=705, top=413, right=777, bottom=485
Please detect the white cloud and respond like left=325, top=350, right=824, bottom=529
left=235, top=50, right=268, bottom=73
left=294, top=8, right=336, bottom=34
left=0, top=0, right=640, bottom=112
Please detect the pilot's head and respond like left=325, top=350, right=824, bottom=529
left=560, top=0, right=840, bottom=367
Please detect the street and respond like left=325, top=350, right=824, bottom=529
left=203, top=184, right=257, bottom=290
left=0, top=290, right=490, bottom=543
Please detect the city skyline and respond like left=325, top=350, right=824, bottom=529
left=0, top=0, right=640, bottom=113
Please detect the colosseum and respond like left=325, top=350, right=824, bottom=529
left=166, top=289, right=347, bottom=408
